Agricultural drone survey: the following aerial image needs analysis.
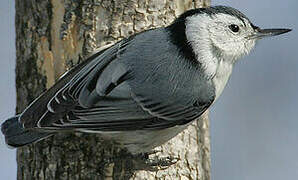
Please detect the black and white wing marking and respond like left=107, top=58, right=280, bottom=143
left=20, top=31, right=214, bottom=131
left=20, top=37, right=133, bottom=128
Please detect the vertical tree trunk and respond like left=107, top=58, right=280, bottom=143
left=15, top=0, right=211, bottom=179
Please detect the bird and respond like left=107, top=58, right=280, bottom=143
left=1, top=5, right=291, bottom=154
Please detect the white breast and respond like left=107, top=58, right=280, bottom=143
left=212, top=60, right=233, bottom=101
left=79, top=124, right=189, bottom=154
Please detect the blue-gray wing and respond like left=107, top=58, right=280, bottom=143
left=20, top=38, right=130, bottom=128
left=20, top=30, right=214, bottom=131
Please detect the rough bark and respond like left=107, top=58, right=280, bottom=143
left=15, top=0, right=211, bottom=179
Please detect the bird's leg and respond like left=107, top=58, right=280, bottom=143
left=131, top=150, right=180, bottom=171
left=99, top=148, right=179, bottom=173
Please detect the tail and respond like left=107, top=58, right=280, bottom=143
left=1, top=115, right=53, bottom=148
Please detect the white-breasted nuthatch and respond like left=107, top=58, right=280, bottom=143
left=1, top=6, right=291, bottom=153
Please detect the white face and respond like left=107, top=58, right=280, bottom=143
left=186, top=13, right=257, bottom=63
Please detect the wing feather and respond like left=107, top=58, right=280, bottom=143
left=21, top=32, right=214, bottom=132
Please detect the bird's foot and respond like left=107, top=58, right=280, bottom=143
left=132, top=151, right=180, bottom=171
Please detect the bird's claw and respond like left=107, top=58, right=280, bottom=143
left=143, top=156, right=180, bottom=171
left=132, top=152, right=180, bottom=171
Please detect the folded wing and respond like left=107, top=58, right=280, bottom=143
left=20, top=33, right=213, bottom=132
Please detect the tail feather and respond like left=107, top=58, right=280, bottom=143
left=1, top=115, right=53, bottom=148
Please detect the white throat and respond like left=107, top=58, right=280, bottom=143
left=212, top=60, right=233, bottom=100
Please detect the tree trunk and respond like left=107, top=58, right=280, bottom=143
left=15, top=0, right=211, bottom=179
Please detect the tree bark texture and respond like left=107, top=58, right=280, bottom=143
left=15, top=0, right=211, bottom=179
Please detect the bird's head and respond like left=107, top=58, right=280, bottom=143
left=168, top=6, right=291, bottom=64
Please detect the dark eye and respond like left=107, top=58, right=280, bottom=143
left=228, top=24, right=240, bottom=33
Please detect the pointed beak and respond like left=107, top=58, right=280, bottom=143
left=248, top=26, right=292, bottom=39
